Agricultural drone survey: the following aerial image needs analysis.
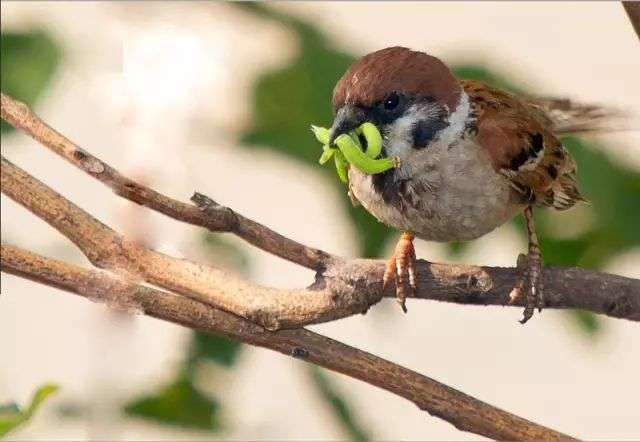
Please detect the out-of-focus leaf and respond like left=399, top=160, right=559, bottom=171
left=308, top=367, right=370, bottom=442
left=1, top=30, right=60, bottom=133
left=193, top=234, right=245, bottom=368
left=452, top=65, right=524, bottom=94
left=0, top=383, right=59, bottom=437
left=201, top=233, right=251, bottom=273
left=237, top=3, right=393, bottom=258
left=570, top=310, right=601, bottom=336
left=190, top=332, right=242, bottom=368
left=124, top=378, right=220, bottom=431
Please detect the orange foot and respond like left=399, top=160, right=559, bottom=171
left=383, top=232, right=417, bottom=313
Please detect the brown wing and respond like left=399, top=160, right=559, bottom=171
left=462, top=80, right=586, bottom=210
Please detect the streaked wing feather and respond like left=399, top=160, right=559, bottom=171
left=462, top=80, right=586, bottom=211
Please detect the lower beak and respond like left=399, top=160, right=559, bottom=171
left=329, top=105, right=366, bottom=145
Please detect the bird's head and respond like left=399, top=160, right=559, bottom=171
left=329, top=47, right=465, bottom=164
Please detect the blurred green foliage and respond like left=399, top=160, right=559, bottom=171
left=237, top=3, right=392, bottom=258
left=188, top=331, right=243, bottom=369
left=124, top=234, right=247, bottom=431
left=125, top=377, right=220, bottom=431
left=308, top=367, right=370, bottom=441
left=1, top=30, right=60, bottom=133
left=0, top=383, right=59, bottom=438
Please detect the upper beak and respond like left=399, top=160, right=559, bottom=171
left=329, top=105, right=367, bottom=146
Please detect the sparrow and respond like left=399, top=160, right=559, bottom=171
left=327, top=46, right=613, bottom=323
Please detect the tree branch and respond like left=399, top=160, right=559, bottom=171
left=1, top=92, right=639, bottom=324
left=0, top=92, right=332, bottom=272
left=623, top=1, right=640, bottom=40
left=1, top=156, right=379, bottom=330
left=0, top=243, right=574, bottom=441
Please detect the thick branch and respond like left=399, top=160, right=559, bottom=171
left=2, top=92, right=639, bottom=323
left=1, top=156, right=379, bottom=330
left=0, top=243, right=574, bottom=441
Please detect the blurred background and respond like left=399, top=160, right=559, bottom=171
left=1, top=2, right=639, bottom=440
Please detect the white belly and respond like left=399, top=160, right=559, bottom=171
left=348, top=139, right=522, bottom=242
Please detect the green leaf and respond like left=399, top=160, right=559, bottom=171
left=569, top=310, right=602, bottom=336
left=452, top=64, right=524, bottom=94
left=190, top=332, right=242, bottom=368
left=1, top=30, right=61, bottom=133
left=124, top=378, right=220, bottom=431
left=308, top=367, right=370, bottom=441
left=0, top=383, right=59, bottom=437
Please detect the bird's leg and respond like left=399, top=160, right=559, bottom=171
left=383, top=231, right=417, bottom=313
left=509, top=205, right=543, bottom=324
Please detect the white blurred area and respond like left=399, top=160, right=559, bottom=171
left=1, top=2, right=639, bottom=440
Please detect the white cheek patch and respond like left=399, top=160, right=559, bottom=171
left=383, top=111, right=416, bottom=159
left=383, top=93, right=470, bottom=166
left=383, top=104, right=440, bottom=160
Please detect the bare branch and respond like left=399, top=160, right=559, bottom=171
left=0, top=243, right=575, bottom=441
left=623, top=1, right=640, bottom=40
left=2, top=92, right=638, bottom=323
left=0, top=92, right=332, bottom=271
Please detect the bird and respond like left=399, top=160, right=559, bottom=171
left=327, top=46, right=617, bottom=323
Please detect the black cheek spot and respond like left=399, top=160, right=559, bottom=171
left=412, top=119, right=449, bottom=149
left=530, top=133, right=544, bottom=154
left=547, top=165, right=558, bottom=179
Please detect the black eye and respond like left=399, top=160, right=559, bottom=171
left=383, top=92, right=400, bottom=111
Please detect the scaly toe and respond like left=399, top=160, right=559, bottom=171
left=383, top=233, right=417, bottom=313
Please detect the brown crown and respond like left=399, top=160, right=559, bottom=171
left=332, top=47, right=461, bottom=112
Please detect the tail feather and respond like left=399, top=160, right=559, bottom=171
left=527, top=97, right=630, bottom=135
left=549, top=173, right=588, bottom=211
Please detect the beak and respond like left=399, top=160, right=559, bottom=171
left=329, top=105, right=367, bottom=146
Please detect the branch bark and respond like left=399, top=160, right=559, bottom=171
left=623, top=1, right=640, bottom=40
left=0, top=243, right=574, bottom=441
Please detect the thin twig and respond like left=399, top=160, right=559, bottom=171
left=623, top=1, right=640, bottom=40
left=0, top=243, right=575, bottom=441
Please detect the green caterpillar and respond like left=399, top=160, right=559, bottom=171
left=311, top=123, right=395, bottom=184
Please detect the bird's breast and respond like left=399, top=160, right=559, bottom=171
left=348, top=139, right=522, bottom=242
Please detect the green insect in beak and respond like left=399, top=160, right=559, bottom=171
left=310, top=123, right=397, bottom=184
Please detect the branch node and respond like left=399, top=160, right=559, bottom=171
left=191, top=191, right=237, bottom=230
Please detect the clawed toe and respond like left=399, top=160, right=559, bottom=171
left=509, top=252, right=544, bottom=324
left=383, top=232, right=417, bottom=313
left=509, top=206, right=545, bottom=324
